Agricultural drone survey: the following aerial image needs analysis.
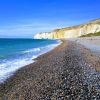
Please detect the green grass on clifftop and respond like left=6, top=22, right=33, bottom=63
left=80, top=32, right=100, bottom=37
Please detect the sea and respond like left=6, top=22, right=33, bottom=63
left=0, top=38, right=61, bottom=83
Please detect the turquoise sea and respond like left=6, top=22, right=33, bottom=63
left=0, top=38, right=60, bottom=83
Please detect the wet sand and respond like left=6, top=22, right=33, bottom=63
left=0, top=40, right=100, bottom=100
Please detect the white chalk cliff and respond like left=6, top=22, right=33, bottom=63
left=33, top=19, right=100, bottom=39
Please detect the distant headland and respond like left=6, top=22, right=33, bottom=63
left=34, top=18, right=100, bottom=39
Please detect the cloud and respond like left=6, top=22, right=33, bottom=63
left=0, top=22, right=59, bottom=38
left=0, top=19, right=85, bottom=38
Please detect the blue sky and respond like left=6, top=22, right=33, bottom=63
left=0, top=0, right=100, bottom=38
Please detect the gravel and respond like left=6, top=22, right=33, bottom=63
left=0, top=40, right=100, bottom=100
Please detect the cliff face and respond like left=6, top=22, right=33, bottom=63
left=33, top=19, right=100, bottom=39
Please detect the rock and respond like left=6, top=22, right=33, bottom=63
left=33, top=18, right=100, bottom=39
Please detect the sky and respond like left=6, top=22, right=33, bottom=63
left=0, top=0, right=100, bottom=38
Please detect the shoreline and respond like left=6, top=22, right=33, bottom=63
left=0, top=40, right=100, bottom=99
left=0, top=40, right=64, bottom=85
left=0, top=39, right=61, bottom=84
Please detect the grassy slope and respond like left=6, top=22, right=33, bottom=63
left=80, top=32, right=100, bottom=37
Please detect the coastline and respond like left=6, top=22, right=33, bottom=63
left=0, top=40, right=100, bottom=99
left=0, top=39, right=61, bottom=83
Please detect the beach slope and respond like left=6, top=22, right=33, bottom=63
left=0, top=40, right=100, bottom=100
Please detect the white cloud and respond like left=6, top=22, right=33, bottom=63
left=0, top=19, right=85, bottom=38
left=0, top=23, right=58, bottom=37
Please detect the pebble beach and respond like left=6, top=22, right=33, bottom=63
left=0, top=40, right=100, bottom=100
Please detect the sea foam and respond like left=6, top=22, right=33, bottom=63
left=0, top=41, right=61, bottom=83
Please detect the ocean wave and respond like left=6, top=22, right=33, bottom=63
left=22, top=48, right=41, bottom=53
left=0, top=58, right=34, bottom=83
left=0, top=41, right=61, bottom=83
